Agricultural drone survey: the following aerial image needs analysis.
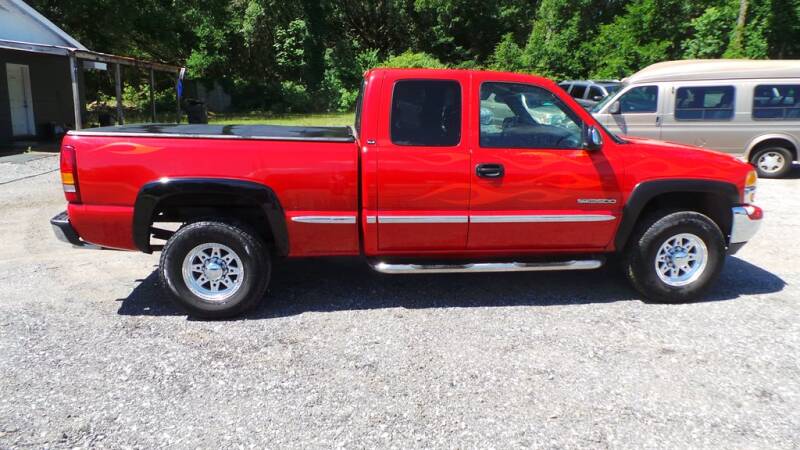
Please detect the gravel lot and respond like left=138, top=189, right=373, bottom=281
left=1, top=153, right=798, bottom=449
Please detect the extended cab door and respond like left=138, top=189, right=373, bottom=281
left=469, top=75, right=622, bottom=251
left=373, top=72, right=471, bottom=252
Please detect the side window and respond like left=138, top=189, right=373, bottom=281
left=479, top=82, right=583, bottom=149
left=570, top=84, right=587, bottom=99
left=675, top=86, right=735, bottom=120
left=391, top=79, right=461, bottom=146
left=354, top=79, right=366, bottom=138
left=618, top=86, right=658, bottom=113
left=588, top=86, right=604, bottom=101
left=753, top=84, right=800, bottom=120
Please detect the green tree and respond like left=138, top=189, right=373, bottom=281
left=379, top=51, right=447, bottom=68
left=682, top=5, right=737, bottom=58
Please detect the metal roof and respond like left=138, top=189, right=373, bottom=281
left=626, top=59, right=800, bottom=84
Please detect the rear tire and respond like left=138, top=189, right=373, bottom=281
left=623, top=211, right=726, bottom=303
left=751, top=146, right=793, bottom=178
left=159, top=221, right=271, bottom=319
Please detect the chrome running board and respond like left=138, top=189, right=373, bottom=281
left=371, top=259, right=603, bottom=274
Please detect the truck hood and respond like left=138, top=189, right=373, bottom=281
left=622, top=136, right=743, bottom=164
left=620, top=136, right=751, bottom=186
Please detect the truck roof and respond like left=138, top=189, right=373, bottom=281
left=68, top=124, right=355, bottom=142
left=365, top=67, right=555, bottom=85
left=626, top=59, right=800, bottom=84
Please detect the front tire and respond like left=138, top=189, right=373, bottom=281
left=159, top=221, right=271, bottom=319
left=751, top=146, right=793, bottom=178
left=623, top=211, right=726, bottom=303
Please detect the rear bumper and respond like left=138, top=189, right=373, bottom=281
left=729, top=205, right=763, bottom=254
left=50, top=211, right=98, bottom=248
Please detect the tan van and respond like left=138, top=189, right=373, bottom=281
left=591, top=60, right=800, bottom=178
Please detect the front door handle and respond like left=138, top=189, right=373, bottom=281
left=476, top=163, right=504, bottom=179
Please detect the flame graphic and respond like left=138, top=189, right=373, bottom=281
left=96, top=142, right=163, bottom=155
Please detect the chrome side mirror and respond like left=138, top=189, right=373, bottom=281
left=609, top=101, right=620, bottom=114
left=585, top=126, right=603, bottom=151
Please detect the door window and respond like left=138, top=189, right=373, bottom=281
left=570, top=84, right=587, bottom=99
left=617, top=86, right=658, bottom=113
left=390, top=80, right=461, bottom=146
left=675, top=86, right=735, bottom=120
left=479, top=82, right=583, bottom=149
left=588, top=86, right=604, bottom=101
left=753, top=85, right=800, bottom=120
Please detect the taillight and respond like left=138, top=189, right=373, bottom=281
left=60, top=145, right=81, bottom=203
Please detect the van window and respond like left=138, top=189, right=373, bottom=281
left=617, top=86, right=658, bottom=113
left=753, top=85, right=800, bottom=120
left=391, top=80, right=461, bottom=146
left=570, top=84, right=587, bottom=99
left=675, top=86, right=735, bottom=120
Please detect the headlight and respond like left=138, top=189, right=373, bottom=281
left=744, top=169, right=757, bottom=203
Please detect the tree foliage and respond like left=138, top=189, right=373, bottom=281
left=27, top=0, right=800, bottom=113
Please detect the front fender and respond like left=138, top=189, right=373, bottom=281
left=614, top=179, right=740, bottom=250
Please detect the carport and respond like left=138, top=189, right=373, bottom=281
left=0, top=0, right=183, bottom=146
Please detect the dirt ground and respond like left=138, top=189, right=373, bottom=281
left=1, top=153, right=798, bottom=448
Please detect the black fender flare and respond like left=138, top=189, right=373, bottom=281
left=132, top=178, right=289, bottom=255
left=614, top=179, right=740, bottom=250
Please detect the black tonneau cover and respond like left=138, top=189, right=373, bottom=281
left=68, top=123, right=355, bottom=142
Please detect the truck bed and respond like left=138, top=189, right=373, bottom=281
left=69, top=124, right=355, bottom=142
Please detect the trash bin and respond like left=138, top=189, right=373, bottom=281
left=98, top=113, right=114, bottom=127
left=183, top=99, right=208, bottom=124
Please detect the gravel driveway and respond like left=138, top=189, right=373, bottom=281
left=1, top=154, right=798, bottom=449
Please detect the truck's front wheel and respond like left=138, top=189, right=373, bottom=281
left=623, top=211, right=726, bottom=303
left=159, top=221, right=271, bottom=319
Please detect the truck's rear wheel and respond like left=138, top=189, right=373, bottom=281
left=623, top=211, right=726, bottom=303
left=159, top=221, right=270, bottom=319
left=751, top=146, right=793, bottom=178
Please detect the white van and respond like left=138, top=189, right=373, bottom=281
left=591, top=60, right=800, bottom=178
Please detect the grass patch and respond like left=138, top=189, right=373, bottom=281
left=208, top=112, right=355, bottom=127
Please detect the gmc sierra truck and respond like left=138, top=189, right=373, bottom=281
left=51, top=68, right=763, bottom=318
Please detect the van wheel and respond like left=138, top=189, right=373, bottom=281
left=751, top=146, right=793, bottom=178
left=159, top=221, right=271, bottom=319
left=623, top=211, right=725, bottom=303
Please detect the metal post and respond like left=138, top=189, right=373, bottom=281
left=114, top=63, right=124, bottom=125
left=175, top=73, right=181, bottom=124
left=68, top=54, right=82, bottom=130
left=149, top=68, right=156, bottom=122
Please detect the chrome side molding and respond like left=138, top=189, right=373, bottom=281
left=291, top=216, right=357, bottom=224
left=371, top=259, right=603, bottom=274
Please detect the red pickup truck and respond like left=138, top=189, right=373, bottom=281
left=51, top=68, right=763, bottom=318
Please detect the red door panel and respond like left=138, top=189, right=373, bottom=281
left=468, top=77, right=623, bottom=251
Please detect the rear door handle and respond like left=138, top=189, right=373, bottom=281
left=476, top=163, right=504, bottom=179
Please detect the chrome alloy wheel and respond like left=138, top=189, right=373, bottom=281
left=654, top=233, right=708, bottom=287
left=182, top=243, right=244, bottom=302
left=757, top=151, right=786, bottom=175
